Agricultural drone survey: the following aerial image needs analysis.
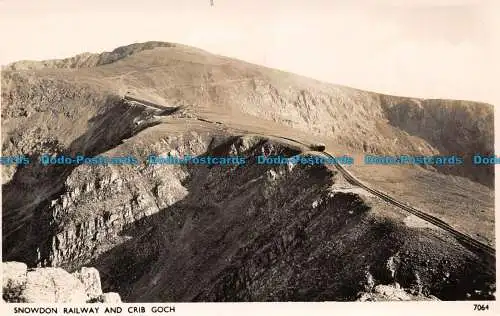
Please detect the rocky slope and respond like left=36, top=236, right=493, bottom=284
left=1, top=42, right=495, bottom=302
left=356, top=283, right=439, bottom=301
left=4, top=129, right=495, bottom=301
left=2, top=42, right=494, bottom=186
left=2, top=262, right=121, bottom=303
left=2, top=42, right=176, bottom=71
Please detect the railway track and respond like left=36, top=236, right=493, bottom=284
left=323, top=153, right=496, bottom=259
left=126, top=95, right=496, bottom=260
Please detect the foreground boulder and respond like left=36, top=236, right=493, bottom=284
left=99, top=292, right=122, bottom=303
left=72, top=267, right=103, bottom=300
left=22, top=268, right=88, bottom=303
left=2, top=262, right=28, bottom=302
left=2, top=262, right=121, bottom=303
left=357, top=283, right=439, bottom=301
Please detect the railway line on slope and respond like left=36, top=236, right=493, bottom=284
left=324, top=153, right=496, bottom=259
left=124, top=95, right=496, bottom=260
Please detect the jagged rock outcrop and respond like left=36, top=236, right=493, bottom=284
left=2, top=262, right=121, bottom=303
left=357, top=283, right=439, bottom=301
left=37, top=131, right=214, bottom=270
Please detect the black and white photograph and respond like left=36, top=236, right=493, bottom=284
left=0, top=0, right=497, bottom=314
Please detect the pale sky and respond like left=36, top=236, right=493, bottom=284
left=0, top=0, right=498, bottom=104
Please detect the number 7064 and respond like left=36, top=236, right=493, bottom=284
left=473, top=304, right=489, bottom=311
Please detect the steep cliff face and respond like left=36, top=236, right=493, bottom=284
left=1, top=76, right=162, bottom=264
left=380, top=96, right=494, bottom=186
left=3, top=122, right=215, bottom=267
left=38, top=130, right=215, bottom=270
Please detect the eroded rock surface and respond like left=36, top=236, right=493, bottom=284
left=357, top=283, right=439, bottom=301
left=2, top=262, right=121, bottom=303
left=72, top=267, right=103, bottom=300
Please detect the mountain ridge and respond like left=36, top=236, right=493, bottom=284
left=2, top=41, right=177, bottom=71
left=2, top=41, right=494, bottom=107
left=1, top=41, right=495, bottom=302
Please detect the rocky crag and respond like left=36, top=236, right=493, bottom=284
left=2, top=262, right=121, bottom=303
